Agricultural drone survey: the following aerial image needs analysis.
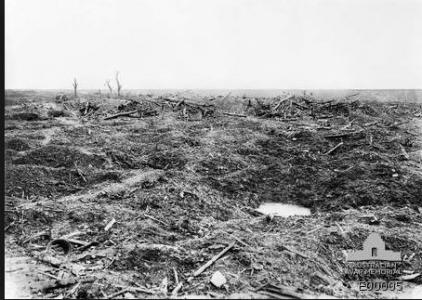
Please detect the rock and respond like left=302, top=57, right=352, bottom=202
left=210, top=271, right=227, bottom=288
left=104, top=218, right=116, bottom=231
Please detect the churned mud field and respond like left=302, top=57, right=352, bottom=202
left=4, top=91, right=422, bottom=298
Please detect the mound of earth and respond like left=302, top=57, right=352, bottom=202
left=5, top=164, right=85, bottom=197
left=5, top=164, right=122, bottom=198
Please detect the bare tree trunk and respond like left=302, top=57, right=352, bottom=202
left=105, top=80, right=113, bottom=97
left=72, top=78, right=78, bottom=97
left=115, top=72, right=122, bottom=97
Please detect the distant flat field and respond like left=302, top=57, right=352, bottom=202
left=5, top=89, right=422, bottom=105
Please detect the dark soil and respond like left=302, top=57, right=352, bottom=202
left=13, top=145, right=107, bottom=168
left=5, top=138, right=31, bottom=151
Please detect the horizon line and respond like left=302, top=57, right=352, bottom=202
left=6, top=88, right=422, bottom=91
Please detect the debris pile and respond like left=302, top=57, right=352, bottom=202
left=246, top=93, right=358, bottom=119
left=115, top=99, right=160, bottom=118
left=103, top=97, right=216, bottom=120
left=55, top=94, right=69, bottom=103
left=79, top=101, right=100, bottom=117
left=162, top=98, right=216, bottom=120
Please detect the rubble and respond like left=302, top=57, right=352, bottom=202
left=4, top=90, right=422, bottom=298
left=210, top=271, right=227, bottom=288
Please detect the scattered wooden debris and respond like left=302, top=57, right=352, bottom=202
left=103, top=110, right=138, bottom=120
left=278, top=245, right=310, bottom=260
left=61, top=231, right=84, bottom=239
left=292, top=101, right=309, bottom=110
left=273, top=95, right=295, bottom=111
left=96, top=283, right=156, bottom=295
left=74, top=163, right=87, bottom=182
left=65, top=239, right=89, bottom=247
left=107, top=287, right=132, bottom=299
left=141, top=213, right=167, bottom=226
left=192, top=241, right=236, bottom=278
left=171, top=282, right=183, bottom=297
left=404, top=253, right=416, bottom=262
left=79, top=102, right=99, bottom=116
left=325, top=142, right=344, bottom=155
left=324, top=130, right=364, bottom=140
left=222, top=112, right=248, bottom=118
left=37, top=270, right=59, bottom=280
left=104, top=218, right=116, bottom=231
left=173, top=267, right=179, bottom=285
left=77, top=241, right=99, bottom=252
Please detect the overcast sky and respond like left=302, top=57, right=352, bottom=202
left=5, top=0, right=422, bottom=89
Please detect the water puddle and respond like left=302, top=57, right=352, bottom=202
left=257, top=202, right=311, bottom=217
